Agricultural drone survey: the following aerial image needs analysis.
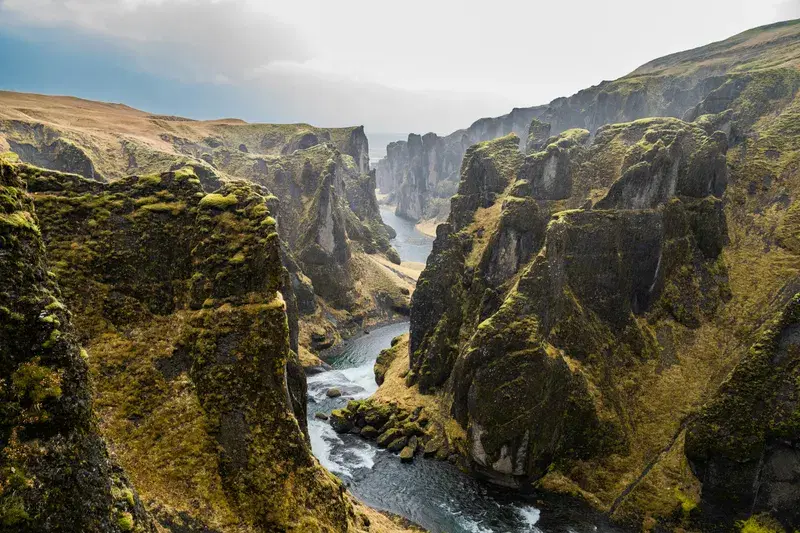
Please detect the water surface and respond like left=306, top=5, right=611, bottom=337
left=380, top=205, right=434, bottom=264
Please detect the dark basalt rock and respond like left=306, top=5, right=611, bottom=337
left=10, top=159, right=357, bottom=531
left=376, top=107, right=543, bottom=221
left=281, top=131, right=321, bottom=155
left=526, top=118, right=552, bottom=153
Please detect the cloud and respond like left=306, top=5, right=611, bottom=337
left=0, top=0, right=311, bottom=82
left=245, top=68, right=516, bottom=134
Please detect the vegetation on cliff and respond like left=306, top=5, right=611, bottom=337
left=407, top=54, right=800, bottom=528
left=0, top=154, right=154, bottom=532
left=0, top=155, right=401, bottom=532
left=0, top=93, right=408, bottom=359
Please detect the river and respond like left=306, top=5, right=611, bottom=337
left=306, top=206, right=617, bottom=533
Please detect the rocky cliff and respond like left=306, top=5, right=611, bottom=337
left=376, top=106, right=545, bottom=221
left=407, top=24, right=800, bottom=527
left=378, top=20, right=800, bottom=226
left=0, top=154, right=155, bottom=533
left=0, top=94, right=407, bottom=352
left=0, top=154, right=393, bottom=532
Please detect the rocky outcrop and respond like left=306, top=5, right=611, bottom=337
left=408, top=116, right=739, bottom=517
left=2, top=122, right=102, bottom=181
left=376, top=107, right=545, bottom=221
left=0, top=95, right=407, bottom=350
left=0, top=154, right=154, bottom=532
left=406, top=21, right=800, bottom=528
left=4, top=157, right=368, bottom=532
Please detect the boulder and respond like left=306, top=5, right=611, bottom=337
left=399, top=446, right=415, bottom=463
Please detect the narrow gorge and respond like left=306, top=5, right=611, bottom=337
left=2, top=13, right=800, bottom=533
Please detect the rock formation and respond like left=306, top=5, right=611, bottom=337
left=686, top=295, right=800, bottom=526
left=408, top=20, right=800, bottom=525
left=0, top=155, right=379, bottom=532
left=376, top=107, right=545, bottom=221
left=0, top=155, right=154, bottom=532
left=0, top=95, right=408, bottom=351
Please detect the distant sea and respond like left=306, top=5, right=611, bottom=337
left=366, top=132, right=408, bottom=167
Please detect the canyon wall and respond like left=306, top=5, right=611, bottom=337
left=0, top=155, right=384, bottom=532
left=408, top=19, right=800, bottom=530
left=0, top=97, right=408, bottom=351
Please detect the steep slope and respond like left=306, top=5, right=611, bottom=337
left=0, top=155, right=155, bottom=532
left=0, top=155, right=387, bottom=532
left=0, top=92, right=407, bottom=353
left=377, top=19, right=800, bottom=226
left=405, top=36, right=800, bottom=528
left=685, top=295, right=800, bottom=527
left=0, top=92, right=370, bottom=180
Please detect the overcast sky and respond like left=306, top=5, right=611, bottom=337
left=0, top=0, right=798, bottom=136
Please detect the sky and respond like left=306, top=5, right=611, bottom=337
left=0, top=0, right=799, bottom=137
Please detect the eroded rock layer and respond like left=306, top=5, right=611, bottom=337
left=0, top=96, right=406, bottom=351
left=0, top=156, right=155, bottom=532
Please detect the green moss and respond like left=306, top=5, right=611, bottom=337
left=11, top=358, right=63, bottom=404
left=0, top=151, right=20, bottom=164
left=0, top=493, right=29, bottom=526
left=42, top=329, right=61, bottom=349
left=738, top=514, right=786, bottom=533
left=40, top=314, right=60, bottom=326
left=136, top=173, right=163, bottom=187
left=116, top=512, right=134, bottom=531
left=172, top=166, right=197, bottom=181
left=673, top=487, right=697, bottom=516
left=199, top=193, right=238, bottom=209
left=0, top=212, right=40, bottom=235
left=139, top=201, right=186, bottom=215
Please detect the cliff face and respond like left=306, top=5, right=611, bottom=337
left=0, top=94, right=406, bottom=346
left=377, top=20, right=800, bottom=225
left=0, top=155, right=155, bottom=532
left=376, top=107, right=545, bottom=221
left=1, top=157, right=371, bottom=532
left=408, top=33, right=800, bottom=526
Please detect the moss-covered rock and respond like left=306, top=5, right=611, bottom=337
left=409, top=115, right=735, bottom=509
left=0, top=156, right=155, bottom=532
left=0, top=102, right=403, bottom=351
left=685, top=294, right=800, bottom=527
left=8, top=159, right=362, bottom=531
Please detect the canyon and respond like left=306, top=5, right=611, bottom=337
left=2, top=16, right=800, bottom=533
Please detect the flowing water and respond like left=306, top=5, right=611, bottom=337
left=306, top=206, right=619, bottom=533
left=379, top=206, right=434, bottom=264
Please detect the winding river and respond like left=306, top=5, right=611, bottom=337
left=306, top=208, right=617, bottom=533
